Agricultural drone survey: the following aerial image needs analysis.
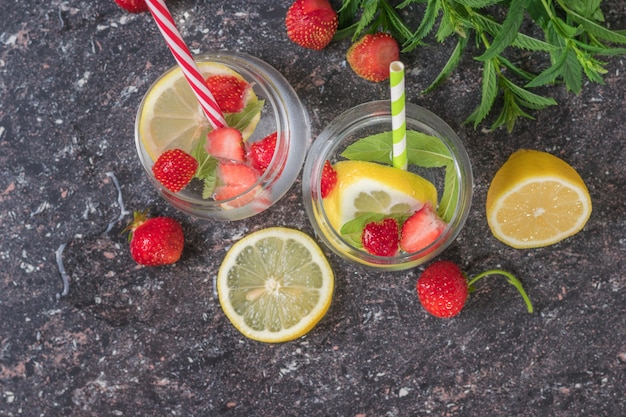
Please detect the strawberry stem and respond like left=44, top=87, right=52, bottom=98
left=467, top=269, right=534, bottom=313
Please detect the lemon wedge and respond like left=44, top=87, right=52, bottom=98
left=138, top=62, right=260, bottom=161
left=217, top=227, right=334, bottom=343
left=486, top=149, right=592, bottom=249
left=322, top=160, right=438, bottom=231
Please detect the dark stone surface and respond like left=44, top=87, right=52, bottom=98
left=1, top=1, right=625, bottom=416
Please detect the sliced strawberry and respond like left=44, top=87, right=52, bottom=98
left=361, top=218, right=399, bottom=257
left=285, top=0, right=338, bottom=51
left=400, top=203, right=447, bottom=253
left=205, top=75, right=249, bottom=113
left=346, top=32, right=400, bottom=82
left=214, top=162, right=260, bottom=208
left=152, top=149, right=198, bottom=193
left=114, top=0, right=148, bottom=13
left=247, top=132, right=277, bottom=172
left=206, top=127, right=245, bottom=162
left=320, top=160, right=337, bottom=198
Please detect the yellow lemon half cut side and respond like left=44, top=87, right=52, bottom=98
left=486, top=149, right=592, bottom=249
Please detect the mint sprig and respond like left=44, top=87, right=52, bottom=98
left=225, top=99, right=265, bottom=133
left=190, top=135, right=218, bottom=199
left=337, top=0, right=626, bottom=132
left=341, top=130, right=458, bottom=223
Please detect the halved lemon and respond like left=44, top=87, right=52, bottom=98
left=138, top=62, right=260, bottom=161
left=322, top=160, right=438, bottom=231
left=486, top=149, right=592, bottom=249
left=217, top=227, right=334, bottom=343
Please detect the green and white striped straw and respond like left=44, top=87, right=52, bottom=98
left=389, top=61, right=407, bottom=170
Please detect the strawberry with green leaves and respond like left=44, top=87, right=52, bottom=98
left=126, top=211, right=184, bottom=266
left=361, top=218, right=399, bottom=257
left=346, top=32, right=400, bottom=82
left=286, top=0, right=338, bottom=50
left=416, top=260, right=534, bottom=318
left=152, top=149, right=198, bottom=193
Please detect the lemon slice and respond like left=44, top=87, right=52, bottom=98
left=486, top=149, right=592, bottom=249
left=322, top=160, right=438, bottom=230
left=138, top=62, right=260, bottom=161
left=217, top=227, right=334, bottom=343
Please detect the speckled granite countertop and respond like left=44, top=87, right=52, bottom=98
left=1, top=1, right=625, bottom=416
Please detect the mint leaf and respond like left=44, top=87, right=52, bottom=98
left=466, top=58, right=498, bottom=127
left=476, top=0, right=526, bottom=61
left=190, top=135, right=219, bottom=199
left=423, top=36, right=468, bottom=94
left=341, top=130, right=453, bottom=168
left=225, top=99, right=265, bottom=134
left=439, top=163, right=460, bottom=223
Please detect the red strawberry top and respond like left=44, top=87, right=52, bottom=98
left=361, top=218, right=400, bottom=257
left=417, top=260, right=469, bottom=318
left=346, top=32, right=400, bottom=82
left=152, top=149, right=198, bottom=193
left=247, top=132, right=278, bottom=172
left=286, top=0, right=338, bottom=50
left=205, top=75, right=250, bottom=113
left=127, top=212, right=184, bottom=266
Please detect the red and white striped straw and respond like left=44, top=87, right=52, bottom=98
left=145, top=0, right=226, bottom=129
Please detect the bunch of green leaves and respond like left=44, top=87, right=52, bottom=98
left=337, top=0, right=626, bottom=132
left=338, top=130, right=458, bottom=247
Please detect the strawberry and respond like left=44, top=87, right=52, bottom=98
left=320, top=160, right=337, bottom=198
left=361, top=218, right=399, bottom=257
left=205, top=75, right=249, bottom=113
left=206, top=127, right=245, bottom=162
left=416, top=260, right=535, bottom=318
left=114, top=0, right=149, bottom=13
left=126, top=211, right=184, bottom=266
left=417, top=260, right=469, bottom=318
left=214, top=162, right=261, bottom=207
left=285, top=0, right=338, bottom=51
left=346, top=33, right=400, bottom=82
left=152, top=149, right=198, bottom=193
left=247, top=132, right=277, bottom=172
left=399, top=203, right=446, bottom=253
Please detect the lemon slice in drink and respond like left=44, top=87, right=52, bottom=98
left=322, top=160, right=438, bottom=230
left=138, top=62, right=261, bottom=161
left=217, top=227, right=334, bottom=343
left=486, top=149, right=592, bottom=249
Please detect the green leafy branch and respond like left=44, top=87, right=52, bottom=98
left=337, top=0, right=626, bottom=132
